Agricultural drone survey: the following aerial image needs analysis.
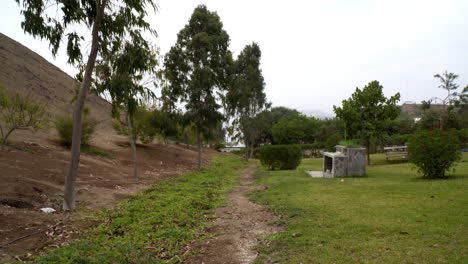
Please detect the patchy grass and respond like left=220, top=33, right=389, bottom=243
left=81, top=146, right=113, bottom=159
left=33, top=155, right=245, bottom=264
left=252, top=153, right=468, bottom=264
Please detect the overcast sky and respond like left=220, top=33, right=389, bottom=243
left=1, top=0, right=467, bottom=116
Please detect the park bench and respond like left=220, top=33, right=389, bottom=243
left=384, top=146, right=408, bottom=160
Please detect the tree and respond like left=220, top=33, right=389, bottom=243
left=15, top=0, right=157, bottom=209
left=226, top=43, right=268, bottom=159
left=254, top=106, right=299, bottom=145
left=94, top=40, right=157, bottom=181
left=271, top=114, right=321, bottom=145
left=333, top=81, right=400, bottom=165
left=433, top=71, right=460, bottom=129
left=163, top=5, right=232, bottom=169
left=0, top=87, right=48, bottom=144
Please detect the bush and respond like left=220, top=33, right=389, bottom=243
left=408, top=129, right=462, bottom=178
left=55, top=113, right=96, bottom=147
left=258, top=145, right=302, bottom=170
left=0, top=87, right=48, bottom=144
left=338, top=140, right=362, bottom=148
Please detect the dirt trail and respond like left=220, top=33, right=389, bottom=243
left=185, top=165, right=280, bottom=264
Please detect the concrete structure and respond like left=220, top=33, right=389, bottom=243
left=322, top=145, right=366, bottom=177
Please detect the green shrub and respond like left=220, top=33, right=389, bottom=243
left=408, top=129, right=462, bottom=178
left=0, top=87, right=48, bottom=144
left=258, top=145, right=302, bottom=170
left=55, top=113, right=96, bottom=147
left=338, top=139, right=362, bottom=148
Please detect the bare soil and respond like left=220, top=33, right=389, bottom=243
left=184, top=165, right=281, bottom=264
left=0, top=129, right=213, bottom=262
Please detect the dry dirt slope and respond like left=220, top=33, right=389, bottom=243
left=0, top=33, right=213, bottom=262
left=0, top=32, right=112, bottom=134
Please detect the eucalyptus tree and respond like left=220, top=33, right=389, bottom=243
left=14, top=0, right=157, bottom=209
left=94, top=40, right=158, bottom=181
left=163, top=5, right=232, bottom=169
left=333, top=81, right=400, bottom=165
left=226, top=43, right=268, bottom=159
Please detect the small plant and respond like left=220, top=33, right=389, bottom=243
left=338, top=140, right=362, bottom=148
left=258, top=145, right=302, bottom=170
left=81, top=146, right=113, bottom=159
left=408, top=129, right=462, bottom=178
left=55, top=109, right=96, bottom=147
left=0, top=87, right=48, bottom=144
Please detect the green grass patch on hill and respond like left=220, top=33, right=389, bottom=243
left=81, top=145, right=113, bottom=159
left=34, top=155, right=245, bottom=264
left=252, top=153, right=468, bottom=264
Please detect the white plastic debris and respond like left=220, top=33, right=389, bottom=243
left=40, top=207, right=56, bottom=213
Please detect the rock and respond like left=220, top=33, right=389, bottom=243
left=40, top=207, right=56, bottom=213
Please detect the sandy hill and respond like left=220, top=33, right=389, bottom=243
left=0, top=32, right=112, bottom=135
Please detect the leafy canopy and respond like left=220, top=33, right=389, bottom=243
left=333, top=80, right=401, bottom=140
left=226, top=43, right=268, bottom=150
left=163, top=5, right=232, bottom=132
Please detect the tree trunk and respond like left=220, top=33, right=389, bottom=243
left=63, top=0, right=104, bottom=210
left=244, top=140, right=249, bottom=160
left=127, top=114, right=138, bottom=181
left=1, top=128, right=15, bottom=145
left=197, top=128, right=202, bottom=170
left=249, top=143, right=254, bottom=158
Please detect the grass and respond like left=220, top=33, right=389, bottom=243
left=32, top=155, right=245, bottom=264
left=81, top=145, right=113, bottom=159
left=252, top=153, right=468, bottom=264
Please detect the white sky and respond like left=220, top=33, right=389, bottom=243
left=1, top=0, right=467, bottom=116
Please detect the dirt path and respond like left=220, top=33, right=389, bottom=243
left=185, top=164, right=280, bottom=264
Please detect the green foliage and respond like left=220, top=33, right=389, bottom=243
left=0, top=87, right=48, bottom=144
left=338, top=140, right=362, bottom=148
left=55, top=112, right=96, bottom=147
left=15, top=0, right=157, bottom=67
left=112, top=106, right=157, bottom=144
left=163, top=5, right=232, bottom=134
left=252, top=153, right=468, bottom=264
left=408, top=129, right=462, bottom=178
left=258, top=145, right=302, bottom=170
left=271, top=114, right=321, bottom=144
left=254, top=107, right=300, bottom=145
left=81, top=146, right=113, bottom=159
left=381, top=133, right=411, bottom=146
left=225, top=43, right=268, bottom=158
left=34, top=155, right=244, bottom=263
left=334, top=80, right=401, bottom=163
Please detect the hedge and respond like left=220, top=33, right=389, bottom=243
left=258, top=145, right=302, bottom=170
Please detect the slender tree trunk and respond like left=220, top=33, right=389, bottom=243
left=197, top=127, right=202, bottom=170
left=127, top=114, right=138, bottom=181
left=244, top=139, right=249, bottom=160
left=1, top=128, right=15, bottom=145
left=249, top=142, right=254, bottom=158
left=63, top=0, right=104, bottom=210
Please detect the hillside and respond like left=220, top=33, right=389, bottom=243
left=0, top=33, right=213, bottom=262
left=0, top=33, right=112, bottom=135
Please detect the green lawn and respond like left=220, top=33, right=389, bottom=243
left=252, top=153, right=468, bottom=264
left=32, top=155, right=245, bottom=264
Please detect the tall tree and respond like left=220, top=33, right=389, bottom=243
left=94, top=40, right=157, bottom=181
left=433, top=71, right=460, bottom=129
left=254, top=106, right=299, bottom=145
left=226, top=43, right=268, bottom=159
left=15, top=0, right=157, bottom=209
left=271, top=114, right=321, bottom=145
left=334, top=81, right=400, bottom=165
left=163, top=5, right=232, bottom=169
